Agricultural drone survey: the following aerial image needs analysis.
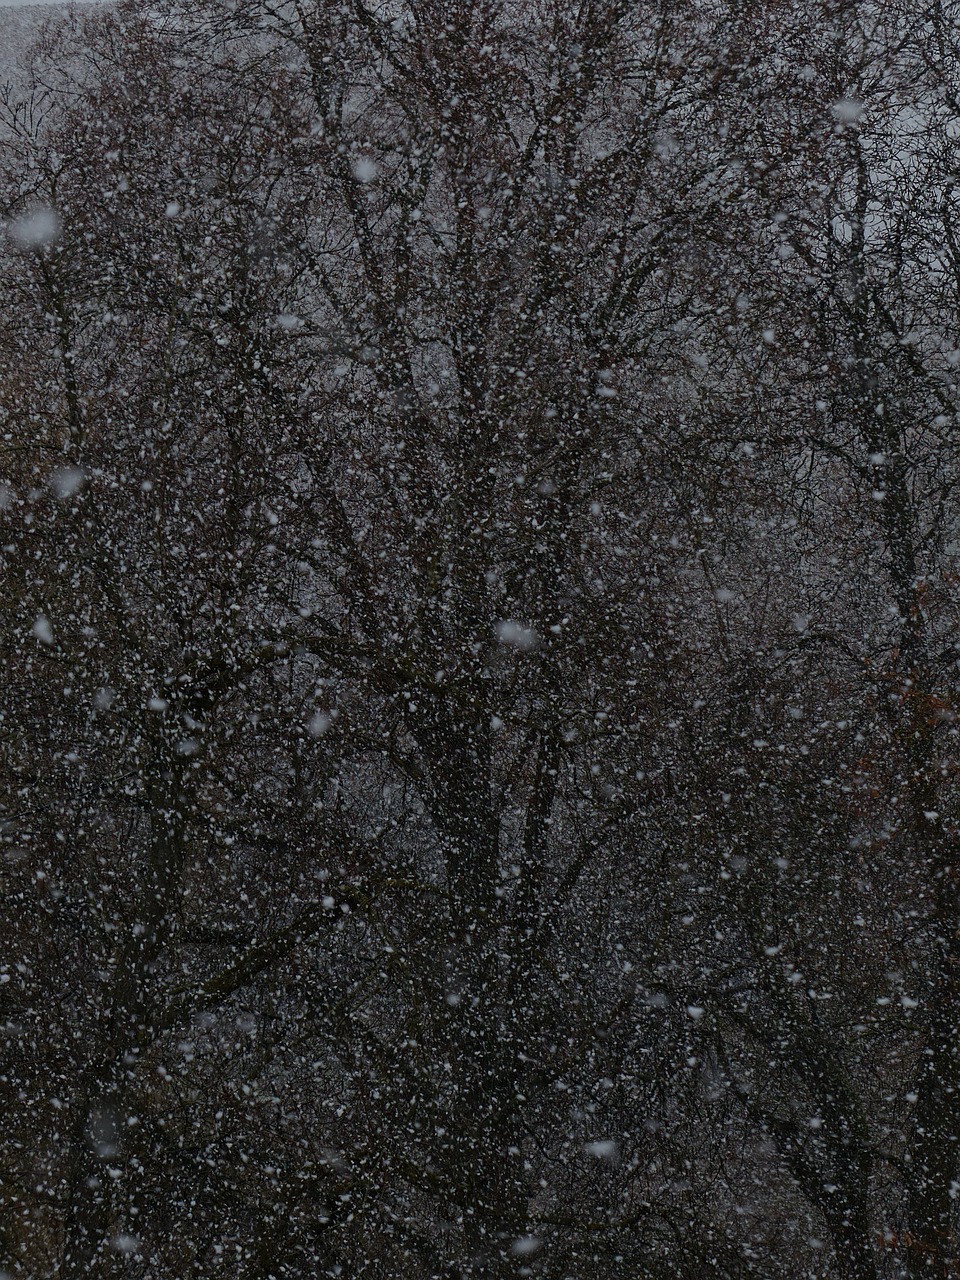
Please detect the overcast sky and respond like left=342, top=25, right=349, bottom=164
left=0, top=0, right=106, bottom=6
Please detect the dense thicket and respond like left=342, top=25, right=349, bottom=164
left=2, top=1, right=960, bottom=1276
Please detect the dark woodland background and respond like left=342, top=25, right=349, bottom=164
left=2, top=1, right=960, bottom=1276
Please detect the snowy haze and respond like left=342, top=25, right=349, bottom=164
left=0, top=1, right=103, bottom=83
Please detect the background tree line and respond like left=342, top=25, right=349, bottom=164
left=2, top=0, right=960, bottom=1276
